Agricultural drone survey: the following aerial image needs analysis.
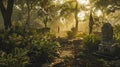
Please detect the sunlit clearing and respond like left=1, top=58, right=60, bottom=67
left=78, top=11, right=86, bottom=21
left=77, top=0, right=90, bottom=5
left=60, top=17, right=66, bottom=24
left=95, top=10, right=102, bottom=17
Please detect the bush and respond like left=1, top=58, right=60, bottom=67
left=27, top=39, right=61, bottom=65
left=114, top=24, right=120, bottom=44
left=0, top=48, right=29, bottom=67
left=83, top=34, right=101, bottom=53
left=114, top=24, right=120, bottom=37
left=0, top=28, right=60, bottom=66
left=0, top=31, right=27, bottom=53
left=0, top=32, right=15, bottom=53
left=67, top=27, right=77, bottom=39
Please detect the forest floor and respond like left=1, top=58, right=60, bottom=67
left=48, top=39, right=84, bottom=67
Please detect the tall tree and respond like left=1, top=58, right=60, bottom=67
left=0, top=0, right=14, bottom=30
left=74, top=0, right=79, bottom=32
left=37, top=0, right=60, bottom=28
left=15, top=0, right=54, bottom=28
left=56, top=0, right=79, bottom=32
left=58, top=0, right=89, bottom=33
left=15, top=0, right=41, bottom=27
left=89, top=11, right=94, bottom=34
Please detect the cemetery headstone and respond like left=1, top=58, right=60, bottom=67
left=101, top=23, right=113, bottom=45
left=97, top=22, right=116, bottom=57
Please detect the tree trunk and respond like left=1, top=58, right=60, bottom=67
left=26, top=1, right=31, bottom=26
left=3, top=14, right=12, bottom=30
left=0, top=0, right=14, bottom=30
left=44, top=17, right=48, bottom=28
left=74, top=0, right=78, bottom=33
left=89, top=11, right=94, bottom=34
left=45, top=22, right=47, bottom=28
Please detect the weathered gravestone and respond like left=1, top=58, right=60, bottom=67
left=101, top=23, right=120, bottom=67
left=98, top=23, right=116, bottom=56
left=94, top=22, right=120, bottom=63
left=101, top=23, right=113, bottom=44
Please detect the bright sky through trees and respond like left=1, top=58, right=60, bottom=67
left=60, top=17, right=66, bottom=24
left=77, top=0, right=90, bottom=5
left=78, top=11, right=86, bottom=21
left=53, top=0, right=64, bottom=5
left=95, top=10, right=103, bottom=17
left=52, top=0, right=103, bottom=25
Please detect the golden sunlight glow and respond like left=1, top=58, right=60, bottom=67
left=60, top=17, right=66, bottom=24
left=15, top=5, right=21, bottom=10
left=86, top=5, right=91, bottom=9
left=77, top=0, right=90, bottom=5
left=53, top=0, right=57, bottom=4
left=53, top=0, right=64, bottom=5
left=77, top=11, right=86, bottom=21
left=95, top=10, right=103, bottom=17
left=59, top=0, right=64, bottom=4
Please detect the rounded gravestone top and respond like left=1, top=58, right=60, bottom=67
left=102, top=23, right=113, bottom=44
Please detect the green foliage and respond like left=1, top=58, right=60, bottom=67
left=0, top=48, right=29, bottom=67
left=96, top=59, right=110, bottom=67
left=0, top=28, right=60, bottom=66
left=77, top=32, right=87, bottom=38
left=28, top=39, right=61, bottom=64
left=14, top=0, right=59, bottom=28
left=77, top=51, right=110, bottom=67
left=67, top=27, right=77, bottom=39
left=59, top=0, right=76, bottom=17
left=114, top=24, right=120, bottom=44
left=77, top=48, right=111, bottom=67
left=0, top=28, right=29, bottom=53
left=94, top=0, right=111, bottom=8
left=83, top=34, right=101, bottom=52
left=0, top=32, right=15, bottom=53
left=114, top=24, right=120, bottom=34
left=93, top=0, right=120, bottom=14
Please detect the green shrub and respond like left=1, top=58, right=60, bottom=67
left=114, top=34, right=120, bottom=45
left=114, top=24, right=120, bottom=45
left=67, top=27, right=77, bottom=39
left=83, top=34, right=101, bottom=53
left=0, top=32, right=26, bottom=53
left=114, top=24, right=120, bottom=37
left=0, top=33, right=15, bottom=53
left=0, top=28, right=60, bottom=66
left=0, top=48, right=29, bottom=67
left=28, top=39, right=61, bottom=64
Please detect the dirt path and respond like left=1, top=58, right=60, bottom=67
left=49, top=39, right=83, bottom=67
